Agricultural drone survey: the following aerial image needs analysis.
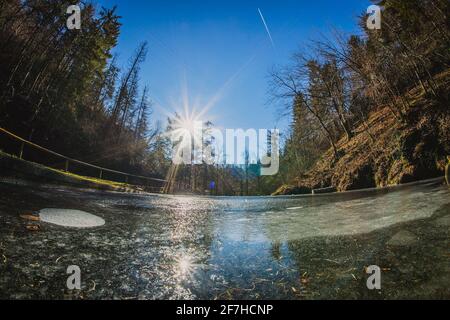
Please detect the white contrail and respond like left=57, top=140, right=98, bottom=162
left=258, top=8, right=275, bottom=48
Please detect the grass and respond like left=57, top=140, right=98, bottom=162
left=0, top=150, right=140, bottom=191
left=48, top=167, right=131, bottom=189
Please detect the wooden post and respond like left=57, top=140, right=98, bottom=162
left=19, top=142, right=25, bottom=159
left=65, top=160, right=69, bottom=172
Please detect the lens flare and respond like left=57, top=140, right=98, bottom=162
left=175, top=253, right=195, bottom=280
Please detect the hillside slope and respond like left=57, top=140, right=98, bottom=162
left=273, top=71, right=450, bottom=195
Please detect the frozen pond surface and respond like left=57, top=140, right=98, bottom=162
left=0, top=179, right=449, bottom=299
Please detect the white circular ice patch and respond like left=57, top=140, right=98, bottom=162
left=39, top=209, right=105, bottom=228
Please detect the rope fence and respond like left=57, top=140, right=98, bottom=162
left=0, top=127, right=167, bottom=192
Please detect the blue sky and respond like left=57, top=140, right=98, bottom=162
left=96, top=0, right=371, bottom=134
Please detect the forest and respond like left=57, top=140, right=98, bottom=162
left=0, top=0, right=276, bottom=195
left=0, top=0, right=449, bottom=195
left=0, top=1, right=169, bottom=180
left=271, top=0, right=449, bottom=194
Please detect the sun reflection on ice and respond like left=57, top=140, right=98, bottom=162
left=174, top=253, right=197, bottom=282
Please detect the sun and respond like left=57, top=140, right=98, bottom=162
left=173, top=112, right=199, bottom=135
left=168, top=110, right=204, bottom=149
left=158, top=77, right=229, bottom=193
left=162, top=108, right=206, bottom=193
left=179, top=117, right=195, bottom=133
